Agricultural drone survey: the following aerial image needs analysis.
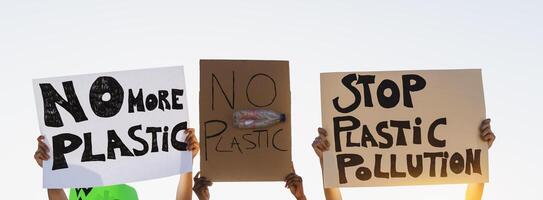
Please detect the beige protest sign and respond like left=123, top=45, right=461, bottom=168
left=200, top=60, right=291, bottom=181
left=320, top=69, right=488, bottom=187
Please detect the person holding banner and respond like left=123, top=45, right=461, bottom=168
left=34, top=128, right=201, bottom=200
left=192, top=166, right=307, bottom=200
left=312, top=119, right=496, bottom=200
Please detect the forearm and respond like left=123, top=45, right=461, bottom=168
left=176, top=172, right=193, bottom=200
left=47, top=189, right=68, bottom=200
left=465, top=183, right=485, bottom=200
left=320, top=159, right=342, bottom=200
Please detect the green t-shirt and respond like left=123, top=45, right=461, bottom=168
left=69, top=184, right=138, bottom=200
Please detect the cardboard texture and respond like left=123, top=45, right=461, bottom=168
left=200, top=60, right=292, bottom=181
left=320, top=69, right=488, bottom=187
left=33, top=66, right=192, bottom=188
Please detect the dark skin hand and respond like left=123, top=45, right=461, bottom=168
left=284, top=165, right=306, bottom=200
left=193, top=172, right=212, bottom=200
left=480, top=118, right=496, bottom=148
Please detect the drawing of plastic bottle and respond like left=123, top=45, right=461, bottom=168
left=233, top=109, right=286, bottom=129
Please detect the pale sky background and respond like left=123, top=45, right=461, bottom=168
left=0, top=1, right=541, bottom=199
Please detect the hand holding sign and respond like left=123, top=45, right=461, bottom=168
left=185, top=128, right=200, bottom=159
left=312, top=128, right=330, bottom=163
left=480, top=119, right=496, bottom=148
left=193, top=172, right=212, bottom=200
left=34, top=135, right=50, bottom=167
left=284, top=164, right=306, bottom=200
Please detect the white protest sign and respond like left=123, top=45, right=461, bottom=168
left=33, top=66, right=192, bottom=188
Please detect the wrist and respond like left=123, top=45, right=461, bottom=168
left=296, top=195, right=307, bottom=200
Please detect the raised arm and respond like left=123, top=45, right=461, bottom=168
left=465, top=119, right=496, bottom=200
left=312, top=128, right=342, bottom=200
left=177, top=128, right=199, bottom=200
left=34, top=135, right=69, bottom=200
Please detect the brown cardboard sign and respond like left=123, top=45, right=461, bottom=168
left=320, top=69, right=488, bottom=187
left=200, top=60, right=291, bottom=181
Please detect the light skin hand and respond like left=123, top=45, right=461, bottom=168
left=312, top=128, right=330, bottom=165
left=34, top=135, right=68, bottom=200
left=312, top=128, right=342, bottom=200
left=466, top=118, right=496, bottom=200
left=177, top=128, right=200, bottom=200
left=34, top=135, right=50, bottom=167
left=185, top=128, right=200, bottom=159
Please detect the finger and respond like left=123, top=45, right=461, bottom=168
left=34, top=152, right=41, bottom=161
left=287, top=176, right=302, bottom=186
left=481, top=128, right=492, bottom=138
left=43, top=153, right=50, bottom=160
left=482, top=132, right=493, bottom=141
left=184, top=133, right=193, bottom=143
left=480, top=126, right=492, bottom=136
left=312, top=137, right=320, bottom=146
left=314, top=148, right=323, bottom=156
left=480, top=126, right=491, bottom=137
left=40, top=151, right=50, bottom=160
left=186, top=133, right=198, bottom=144
left=318, top=127, right=327, bottom=137
left=193, top=185, right=203, bottom=193
left=37, top=135, right=45, bottom=141
left=202, top=180, right=213, bottom=187
left=312, top=139, right=319, bottom=149
left=285, top=173, right=298, bottom=181
left=316, top=142, right=327, bottom=152
left=480, top=119, right=491, bottom=130
left=287, top=177, right=302, bottom=186
left=38, top=139, right=50, bottom=152
left=190, top=134, right=198, bottom=144
left=200, top=176, right=210, bottom=182
left=484, top=133, right=495, bottom=147
left=488, top=135, right=495, bottom=148
left=37, top=153, right=47, bottom=161
left=284, top=174, right=296, bottom=188
left=38, top=142, right=50, bottom=153
left=319, top=140, right=329, bottom=151
left=39, top=154, right=49, bottom=161
left=185, top=128, right=195, bottom=136
left=284, top=173, right=295, bottom=180
left=37, top=149, right=49, bottom=160
left=191, top=144, right=200, bottom=151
